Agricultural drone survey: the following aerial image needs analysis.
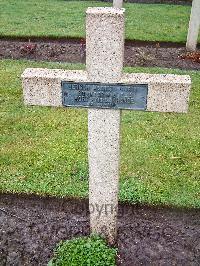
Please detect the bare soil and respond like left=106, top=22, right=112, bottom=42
left=0, top=193, right=199, bottom=266
left=101, top=0, right=192, bottom=5
left=0, top=39, right=200, bottom=70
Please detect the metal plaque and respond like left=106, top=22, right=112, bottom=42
left=62, top=81, right=148, bottom=110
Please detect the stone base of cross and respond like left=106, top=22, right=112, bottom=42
left=22, top=7, right=191, bottom=244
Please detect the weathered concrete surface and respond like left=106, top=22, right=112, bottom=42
left=86, top=7, right=125, bottom=83
left=86, top=7, right=125, bottom=244
left=186, top=0, right=200, bottom=51
left=22, top=69, right=191, bottom=113
left=22, top=69, right=87, bottom=107
left=113, top=0, right=123, bottom=8
left=121, top=73, right=191, bottom=113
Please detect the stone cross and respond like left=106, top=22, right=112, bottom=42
left=22, top=7, right=191, bottom=244
left=113, top=0, right=123, bottom=8
left=186, top=0, right=200, bottom=51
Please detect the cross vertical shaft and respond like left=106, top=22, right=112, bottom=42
left=186, top=0, right=200, bottom=51
left=113, top=0, right=123, bottom=8
left=86, top=7, right=125, bottom=243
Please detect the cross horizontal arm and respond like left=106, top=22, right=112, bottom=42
left=22, top=68, right=191, bottom=113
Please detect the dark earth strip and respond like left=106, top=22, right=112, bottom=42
left=100, top=0, right=192, bottom=5
left=0, top=39, right=200, bottom=70
left=0, top=193, right=199, bottom=266
left=64, top=0, right=192, bottom=6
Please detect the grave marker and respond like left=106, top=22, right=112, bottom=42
left=113, top=0, right=123, bottom=8
left=22, top=7, right=191, bottom=244
left=186, top=0, right=200, bottom=51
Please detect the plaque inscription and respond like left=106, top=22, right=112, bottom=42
left=62, top=82, right=148, bottom=110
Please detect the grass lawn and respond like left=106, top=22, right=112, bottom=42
left=1, top=0, right=199, bottom=43
left=0, top=59, right=199, bottom=208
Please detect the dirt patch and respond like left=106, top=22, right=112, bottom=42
left=180, top=51, right=200, bottom=63
left=101, top=0, right=192, bottom=5
left=0, top=39, right=200, bottom=70
left=0, top=193, right=199, bottom=266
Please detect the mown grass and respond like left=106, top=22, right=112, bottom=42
left=0, top=59, right=199, bottom=208
left=0, top=0, right=199, bottom=43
